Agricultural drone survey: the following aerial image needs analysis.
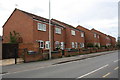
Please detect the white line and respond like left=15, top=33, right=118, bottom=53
left=114, top=67, right=119, bottom=70
left=114, top=59, right=120, bottom=63
left=77, top=64, right=109, bottom=78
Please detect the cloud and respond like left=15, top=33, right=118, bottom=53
left=0, top=0, right=118, bottom=39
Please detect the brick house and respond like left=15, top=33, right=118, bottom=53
left=76, top=25, right=100, bottom=47
left=91, top=28, right=112, bottom=47
left=2, top=8, right=66, bottom=51
left=2, top=8, right=116, bottom=52
left=52, top=19, right=85, bottom=49
left=108, top=35, right=116, bottom=47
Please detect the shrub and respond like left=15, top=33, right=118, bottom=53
left=101, top=45, right=107, bottom=48
left=87, top=43, right=94, bottom=48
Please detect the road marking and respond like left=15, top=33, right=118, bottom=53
left=102, top=72, right=111, bottom=78
left=114, top=59, right=120, bottom=63
left=77, top=64, right=109, bottom=78
left=114, top=67, right=119, bottom=70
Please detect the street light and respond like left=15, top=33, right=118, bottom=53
left=49, top=0, right=51, bottom=59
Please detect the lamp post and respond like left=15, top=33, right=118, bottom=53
left=49, top=0, right=51, bottom=59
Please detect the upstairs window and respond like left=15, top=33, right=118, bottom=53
left=98, top=35, right=99, bottom=38
left=71, top=30, right=75, bottom=35
left=106, top=37, right=110, bottom=40
left=55, top=27, right=61, bottom=34
left=38, top=23, right=46, bottom=31
left=94, top=33, right=97, bottom=38
left=81, top=32, right=84, bottom=37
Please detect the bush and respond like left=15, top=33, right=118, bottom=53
left=87, top=43, right=94, bottom=48
left=101, top=45, right=107, bottom=48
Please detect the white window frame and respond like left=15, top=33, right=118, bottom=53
left=81, top=32, right=84, bottom=37
left=98, top=43, right=100, bottom=47
left=38, top=23, right=46, bottom=31
left=80, top=43, right=84, bottom=48
left=71, top=30, right=76, bottom=35
left=75, top=42, right=78, bottom=48
left=55, top=27, right=61, bottom=34
left=60, top=42, right=64, bottom=50
left=45, top=41, right=50, bottom=49
left=94, top=33, right=97, bottom=38
left=98, top=35, right=99, bottom=38
left=72, top=42, right=75, bottom=48
left=55, top=41, right=60, bottom=48
left=94, top=42, right=97, bottom=46
left=39, top=40, right=44, bottom=48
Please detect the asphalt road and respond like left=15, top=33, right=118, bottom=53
left=2, top=50, right=119, bottom=78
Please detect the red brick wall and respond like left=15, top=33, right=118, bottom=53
left=108, top=36, right=116, bottom=46
left=69, top=28, right=85, bottom=48
left=91, top=29, right=111, bottom=46
left=33, top=20, right=66, bottom=51
left=33, top=20, right=49, bottom=42
left=18, top=42, right=40, bottom=56
left=52, top=19, right=85, bottom=49
left=53, top=25, right=66, bottom=50
left=91, top=30, right=100, bottom=44
left=62, top=27, right=85, bottom=49
left=3, top=9, right=33, bottom=43
left=77, top=26, right=95, bottom=47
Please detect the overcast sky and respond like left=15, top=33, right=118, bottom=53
left=0, top=0, right=119, bottom=39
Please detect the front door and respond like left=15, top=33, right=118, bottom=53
left=60, top=42, right=64, bottom=50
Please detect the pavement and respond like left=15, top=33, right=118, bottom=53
left=1, top=50, right=117, bottom=66
left=1, top=50, right=118, bottom=74
left=2, top=50, right=119, bottom=78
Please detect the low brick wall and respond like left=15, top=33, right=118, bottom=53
left=79, top=49, right=90, bottom=54
left=18, top=43, right=40, bottom=56
left=23, top=50, right=62, bottom=62
left=89, top=49, right=97, bottom=53
left=64, top=49, right=80, bottom=57
left=96, top=49, right=103, bottom=52
left=24, top=53, right=43, bottom=63
left=51, top=51, right=62, bottom=59
left=18, top=43, right=117, bottom=63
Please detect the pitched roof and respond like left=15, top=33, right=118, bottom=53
left=91, top=28, right=108, bottom=36
left=19, top=9, right=49, bottom=23
left=18, top=9, right=65, bottom=28
left=77, top=25, right=91, bottom=31
left=3, top=8, right=65, bottom=28
left=52, top=19, right=84, bottom=32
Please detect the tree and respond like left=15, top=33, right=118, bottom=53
left=9, top=31, right=20, bottom=43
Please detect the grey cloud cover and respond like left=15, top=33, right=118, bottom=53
left=0, top=0, right=118, bottom=39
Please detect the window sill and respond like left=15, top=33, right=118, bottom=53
left=56, top=33, right=61, bottom=35
left=38, top=30, right=46, bottom=32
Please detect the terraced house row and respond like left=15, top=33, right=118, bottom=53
left=3, top=9, right=116, bottom=52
